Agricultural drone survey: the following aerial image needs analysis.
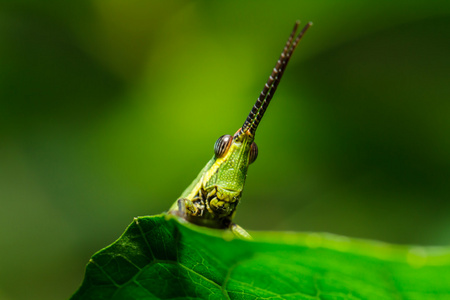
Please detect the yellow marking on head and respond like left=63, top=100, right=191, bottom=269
left=185, top=144, right=235, bottom=200
left=184, top=128, right=254, bottom=202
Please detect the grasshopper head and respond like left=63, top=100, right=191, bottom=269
left=202, top=128, right=258, bottom=199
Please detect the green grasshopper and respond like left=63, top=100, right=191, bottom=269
left=170, top=21, right=312, bottom=238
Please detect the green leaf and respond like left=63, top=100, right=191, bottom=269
left=71, top=214, right=450, bottom=299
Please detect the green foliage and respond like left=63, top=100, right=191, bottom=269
left=72, top=215, right=450, bottom=299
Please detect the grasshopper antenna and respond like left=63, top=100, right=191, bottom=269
left=241, top=21, right=313, bottom=137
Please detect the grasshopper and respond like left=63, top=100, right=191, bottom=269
left=170, top=21, right=312, bottom=238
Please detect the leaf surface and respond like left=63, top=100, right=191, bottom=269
left=72, top=215, right=450, bottom=299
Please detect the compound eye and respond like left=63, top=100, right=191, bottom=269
left=214, top=135, right=232, bottom=158
left=249, top=142, right=258, bottom=164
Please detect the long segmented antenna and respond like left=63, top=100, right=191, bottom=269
left=240, top=21, right=312, bottom=137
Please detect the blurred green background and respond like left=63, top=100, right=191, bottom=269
left=1, top=1, right=449, bottom=299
